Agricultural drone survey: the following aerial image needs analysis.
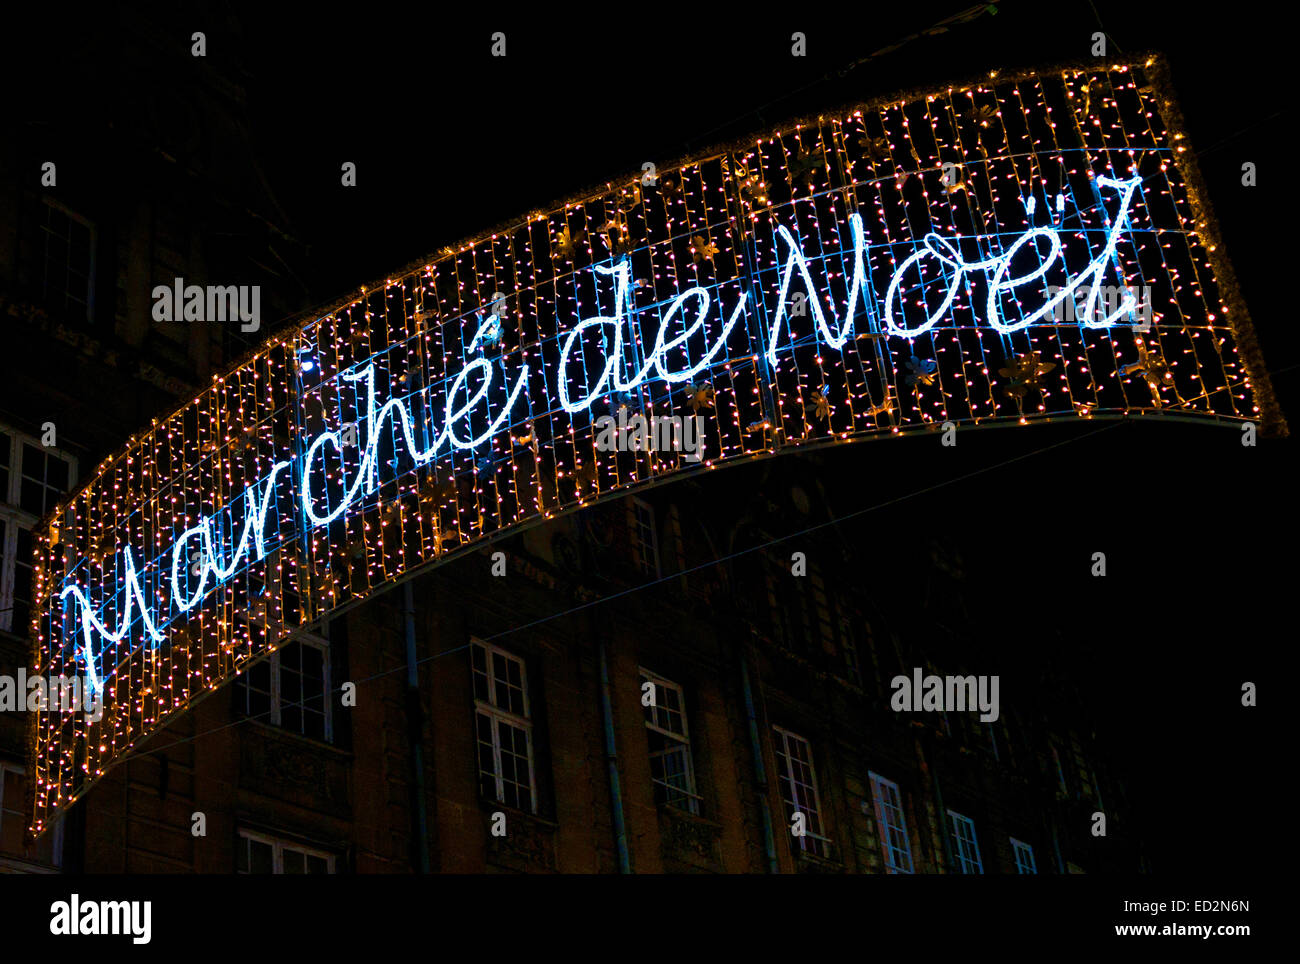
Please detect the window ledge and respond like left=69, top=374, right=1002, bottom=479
left=242, top=716, right=351, bottom=760
left=477, top=798, right=558, bottom=831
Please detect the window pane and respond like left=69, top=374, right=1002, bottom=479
left=21, top=444, right=45, bottom=480
left=282, top=849, right=305, bottom=874
left=471, top=645, right=490, bottom=702
left=249, top=839, right=273, bottom=874
left=0, top=769, right=25, bottom=854
left=246, top=660, right=271, bottom=718
left=476, top=712, right=498, bottom=799
left=20, top=478, right=43, bottom=515
left=302, top=645, right=323, bottom=682
left=46, top=456, right=68, bottom=493
left=303, top=710, right=324, bottom=742
left=12, top=528, right=33, bottom=630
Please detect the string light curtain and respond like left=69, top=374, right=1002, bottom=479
left=27, top=55, right=1282, bottom=834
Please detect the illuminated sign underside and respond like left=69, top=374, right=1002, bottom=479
left=28, top=57, right=1283, bottom=832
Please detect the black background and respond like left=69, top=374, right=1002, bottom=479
left=6, top=0, right=1292, bottom=897
left=231, top=0, right=1293, bottom=880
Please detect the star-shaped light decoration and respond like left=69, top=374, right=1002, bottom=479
left=603, top=219, right=635, bottom=257
left=732, top=160, right=768, bottom=208
left=997, top=351, right=1056, bottom=398
left=431, top=526, right=453, bottom=554
left=685, top=383, right=715, bottom=413
left=574, top=461, right=597, bottom=492
left=656, top=172, right=682, bottom=203
left=420, top=473, right=457, bottom=505
left=740, top=174, right=768, bottom=208
left=1120, top=339, right=1174, bottom=406
left=513, top=427, right=540, bottom=455
left=866, top=397, right=894, bottom=416
left=555, top=225, right=583, bottom=261
left=347, top=534, right=366, bottom=560
left=864, top=135, right=890, bottom=164
left=812, top=383, right=832, bottom=421
left=619, top=185, right=643, bottom=214
left=788, top=146, right=822, bottom=188
left=691, top=234, right=719, bottom=264
left=904, top=355, right=938, bottom=387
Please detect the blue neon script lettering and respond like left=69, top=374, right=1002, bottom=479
left=301, top=345, right=528, bottom=527
left=557, top=262, right=748, bottom=413
left=64, top=314, right=531, bottom=691
left=881, top=175, right=1143, bottom=336
left=57, top=178, right=1147, bottom=684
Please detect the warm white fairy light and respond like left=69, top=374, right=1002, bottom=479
left=25, top=56, right=1279, bottom=836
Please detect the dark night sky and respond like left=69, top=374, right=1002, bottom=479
left=222, top=1, right=1292, bottom=875
left=10, top=1, right=1294, bottom=876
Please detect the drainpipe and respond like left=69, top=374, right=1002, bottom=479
left=598, top=639, right=631, bottom=873
left=1049, top=810, right=1066, bottom=874
left=924, top=736, right=955, bottom=873
left=403, top=582, right=431, bottom=873
left=739, top=647, right=780, bottom=874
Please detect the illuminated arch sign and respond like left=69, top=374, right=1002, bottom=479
left=28, top=57, right=1283, bottom=830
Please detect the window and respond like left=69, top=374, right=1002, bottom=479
left=868, top=772, right=913, bottom=873
left=772, top=727, right=829, bottom=858
left=1071, top=736, right=1097, bottom=801
left=0, top=427, right=77, bottom=634
left=640, top=669, right=700, bottom=815
left=0, top=762, right=63, bottom=868
left=1010, top=837, right=1038, bottom=874
left=984, top=721, right=1000, bottom=762
left=808, top=564, right=836, bottom=654
left=0, top=763, right=26, bottom=855
left=16, top=441, right=71, bottom=518
left=237, top=636, right=331, bottom=742
left=629, top=498, right=659, bottom=577
left=1049, top=742, right=1069, bottom=797
left=947, top=810, right=984, bottom=874
left=237, top=830, right=335, bottom=874
left=783, top=568, right=813, bottom=650
left=840, top=617, right=863, bottom=686
left=472, top=640, right=536, bottom=813
left=36, top=199, right=95, bottom=324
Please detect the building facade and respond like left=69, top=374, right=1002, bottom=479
left=1, top=9, right=1147, bottom=877
left=0, top=5, right=306, bottom=873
